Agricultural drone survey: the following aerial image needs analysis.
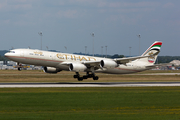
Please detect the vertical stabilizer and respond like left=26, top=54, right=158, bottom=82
left=137, top=41, right=162, bottom=65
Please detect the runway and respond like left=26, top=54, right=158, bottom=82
left=1, top=82, right=180, bottom=88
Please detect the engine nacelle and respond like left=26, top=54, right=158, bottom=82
left=43, top=67, right=61, bottom=74
left=69, top=63, right=87, bottom=72
left=100, top=60, right=118, bottom=68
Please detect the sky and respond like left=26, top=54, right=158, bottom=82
left=0, top=0, right=180, bottom=56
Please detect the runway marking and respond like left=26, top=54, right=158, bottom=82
left=1, top=82, right=180, bottom=88
left=133, top=73, right=180, bottom=75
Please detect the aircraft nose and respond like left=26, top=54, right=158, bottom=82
left=4, top=52, right=9, bottom=57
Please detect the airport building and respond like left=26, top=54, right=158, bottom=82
left=0, top=61, right=42, bottom=70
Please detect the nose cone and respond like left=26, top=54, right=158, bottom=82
left=4, top=52, right=9, bottom=57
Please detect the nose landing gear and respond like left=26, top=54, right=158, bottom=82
left=17, top=63, right=22, bottom=71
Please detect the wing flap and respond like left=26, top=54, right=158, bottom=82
left=81, top=61, right=101, bottom=67
left=60, top=62, right=72, bottom=66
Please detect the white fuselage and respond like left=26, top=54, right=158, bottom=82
left=5, top=49, right=148, bottom=74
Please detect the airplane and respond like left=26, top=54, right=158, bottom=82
left=4, top=41, right=162, bottom=81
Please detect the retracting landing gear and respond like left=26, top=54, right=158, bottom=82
left=73, top=72, right=83, bottom=81
left=73, top=72, right=99, bottom=81
left=17, top=62, right=22, bottom=71
left=18, top=67, right=22, bottom=71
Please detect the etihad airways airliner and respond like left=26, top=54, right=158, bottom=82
left=5, top=41, right=162, bottom=81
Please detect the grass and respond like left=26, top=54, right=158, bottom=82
left=0, top=70, right=180, bottom=119
left=0, top=87, right=180, bottom=120
left=0, top=70, right=180, bottom=82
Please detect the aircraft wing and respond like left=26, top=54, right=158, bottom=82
left=83, top=56, right=152, bottom=66
left=114, top=56, right=150, bottom=64
left=81, top=61, right=101, bottom=68
left=60, top=62, right=73, bottom=65
left=61, top=56, right=151, bottom=68
left=60, top=61, right=101, bottom=69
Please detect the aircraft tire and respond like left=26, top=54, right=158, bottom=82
left=83, top=76, right=88, bottom=79
left=88, top=74, right=94, bottom=78
left=74, top=75, right=79, bottom=78
left=78, top=77, right=83, bottom=81
left=18, top=67, right=22, bottom=71
left=93, top=76, right=99, bottom=80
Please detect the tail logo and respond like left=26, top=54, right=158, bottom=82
left=148, top=52, right=155, bottom=63
left=142, top=41, right=162, bottom=56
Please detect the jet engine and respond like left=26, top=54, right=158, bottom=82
left=43, top=67, right=61, bottom=73
left=100, top=60, right=118, bottom=68
left=69, top=63, right=87, bottom=72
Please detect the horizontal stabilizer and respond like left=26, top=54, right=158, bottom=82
left=114, top=55, right=151, bottom=64
left=146, top=63, right=171, bottom=69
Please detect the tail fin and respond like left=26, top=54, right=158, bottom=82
left=139, top=41, right=162, bottom=65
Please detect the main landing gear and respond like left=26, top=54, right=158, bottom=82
left=73, top=72, right=99, bottom=81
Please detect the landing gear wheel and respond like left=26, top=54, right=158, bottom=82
left=89, top=74, right=94, bottom=78
left=74, top=75, right=79, bottom=78
left=83, top=76, right=88, bottom=79
left=93, top=76, right=99, bottom=80
left=73, top=72, right=99, bottom=81
left=18, top=67, right=22, bottom=71
left=78, top=77, right=83, bottom=81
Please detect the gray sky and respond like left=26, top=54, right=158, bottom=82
left=0, top=0, right=179, bottom=56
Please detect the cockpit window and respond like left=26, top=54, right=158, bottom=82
left=9, top=51, right=15, bottom=53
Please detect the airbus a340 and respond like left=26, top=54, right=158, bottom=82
left=5, top=41, right=162, bottom=81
